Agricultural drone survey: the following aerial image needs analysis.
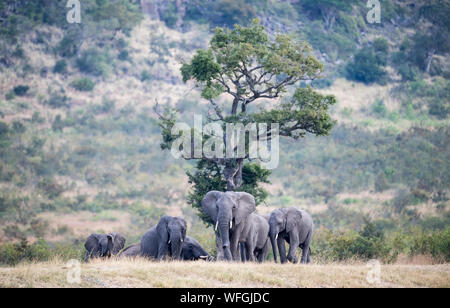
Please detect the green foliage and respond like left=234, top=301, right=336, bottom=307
left=53, top=60, right=68, bottom=74
left=0, top=239, right=84, bottom=266
left=313, top=219, right=396, bottom=263
left=159, top=1, right=179, bottom=28
left=187, top=160, right=270, bottom=226
left=210, top=0, right=257, bottom=28
left=13, top=85, right=30, bottom=96
left=396, top=78, right=450, bottom=119
left=70, top=78, right=96, bottom=92
left=76, top=48, right=111, bottom=77
left=45, top=90, right=70, bottom=109
left=56, top=34, right=79, bottom=58
left=0, top=239, right=51, bottom=266
left=183, top=0, right=257, bottom=28
left=346, top=46, right=387, bottom=84
left=371, top=99, right=387, bottom=118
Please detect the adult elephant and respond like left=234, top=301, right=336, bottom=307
left=84, top=232, right=126, bottom=262
left=120, top=243, right=141, bottom=258
left=181, top=236, right=213, bottom=261
left=202, top=191, right=256, bottom=261
left=140, top=215, right=187, bottom=260
left=269, top=208, right=314, bottom=264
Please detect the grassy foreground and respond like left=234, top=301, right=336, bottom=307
left=0, top=258, right=448, bottom=288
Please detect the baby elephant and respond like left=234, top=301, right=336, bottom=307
left=84, top=232, right=126, bottom=262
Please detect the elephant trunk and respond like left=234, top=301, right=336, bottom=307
left=270, top=230, right=279, bottom=263
left=169, top=233, right=182, bottom=260
left=218, top=221, right=232, bottom=260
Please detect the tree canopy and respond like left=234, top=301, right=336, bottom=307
left=157, top=19, right=336, bottom=224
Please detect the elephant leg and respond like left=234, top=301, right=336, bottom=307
left=84, top=250, right=90, bottom=263
left=300, top=232, right=312, bottom=264
left=240, top=242, right=247, bottom=262
left=307, top=247, right=311, bottom=263
left=287, top=233, right=299, bottom=264
left=230, top=229, right=240, bottom=261
left=259, top=240, right=270, bottom=263
left=277, top=237, right=287, bottom=264
left=157, top=242, right=168, bottom=260
left=246, top=241, right=256, bottom=262
left=215, top=233, right=225, bottom=261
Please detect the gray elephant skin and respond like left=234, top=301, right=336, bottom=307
left=239, top=213, right=271, bottom=262
left=84, top=232, right=126, bottom=262
left=120, top=243, right=141, bottom=257
left=202, top=191, right=256, bottom=261
left=140, top=215, right=187, bottom=260
left=121, top=236, right=211, bottom=261
left=269, top=208, right=314, bottom=264
left=180, top=236, right=213, bottom=261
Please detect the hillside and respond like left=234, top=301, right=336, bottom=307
left=0, top=0, right=448, bottom=267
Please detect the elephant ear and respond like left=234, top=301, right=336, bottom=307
left=201, top=191, right=223, bottom=223
left=85, top=234, right=99, bottom=251
left=156, top=215, right=171, bottom=244
left=109, top=232, right=126, bottom=255
left=285, top=208, right=302, bottom=233
left=234, top=192, right=256, bottom=225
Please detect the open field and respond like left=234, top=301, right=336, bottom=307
left=0, top=259, right=448, bottom=288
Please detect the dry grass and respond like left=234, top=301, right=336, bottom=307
left=0, top=258, right=448, bottom=288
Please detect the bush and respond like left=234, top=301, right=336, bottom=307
left=76, top=48, right=111, bottom=76
left=118, top=50, right=130, bottom=61
left=53, top=60, right=68, bottom=74
left=346, top=47, right=387, bottom=84
left=371, top=100, right=387, bottom=118
left=0, top=239, right=51, bottom=266
left=13, top=85, right=29, bottom=96
left=5, top=91, right=15, bottom=100
left=57, top=34, right=78, bottom=57
left=312, top=220, right=397, bottom=263
left=70, top=78, right=95, bottom=92
left=45, top=91, right=70, bottom=108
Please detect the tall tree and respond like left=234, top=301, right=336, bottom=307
left=156, top=20, right=336, bottom=222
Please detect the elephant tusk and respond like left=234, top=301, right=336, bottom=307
left=168, top=240, right=171, bottom=244
left=199, top=256, right=208, bottom=259
left=230, top=221, right=233, bottom=229
left=275, top=234, right=278, bottom=240
left=181, top=238, right=183, bottom=243
left=215, top=221, right=218, bottom=231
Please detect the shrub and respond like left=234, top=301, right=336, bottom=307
left=118, top=50, right=130, bottom=61
left=5, top=91, right=15, bottom=100
left=0, top=239, right=51, bottom=266
left=76, top=48, right=111, bottom=76
left=346, top=47, right=387, bottom=84
left=46, top=91, right=70, bottom=108
left=140, top=70, right=152, bottom=82
left=371, top=100, right=387, bottom=118
left=53, top=60, right=68, bottom=74
left=70, top=78, right=95, bottom=92
left=13, top=85, right=29, bottom=96
left=57, top=34, right=78, bottom=57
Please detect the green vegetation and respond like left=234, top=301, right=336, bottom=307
left=70, top=78, right=96, bottom=92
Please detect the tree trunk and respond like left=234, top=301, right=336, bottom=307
left=223, top=158, right=243, bottom=191
left=425, top=49, right=436, bottom=74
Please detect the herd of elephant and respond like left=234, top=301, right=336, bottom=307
left=84, top=191, right=314, bottom=264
